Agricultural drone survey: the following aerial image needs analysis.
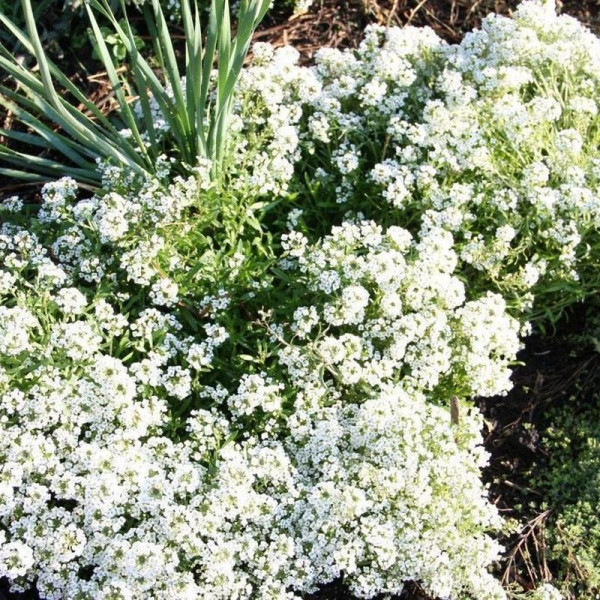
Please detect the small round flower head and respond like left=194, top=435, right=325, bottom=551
left=38, top=177, right=78, bottom=223
left=0, top=270, right=17, bottom=297
left=0, top=196, right=23, bottom=213
left=54, top=287, right=88, bottom=316
left=0, top=307, right=39, bottom=356
left=162, top=365, right=192, bottom=400
left=50, top=321, right=102, bottom=361
left=0, top=540, right=35, bottom=578
left=228, top=373, right=284, bottom=417
left=150, top=278, right=179, bottom=307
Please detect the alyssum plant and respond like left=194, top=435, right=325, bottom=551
left=0, top=0, right=270, bottom=185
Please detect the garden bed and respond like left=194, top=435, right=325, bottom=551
left=1, top=1, right=600, bottom=599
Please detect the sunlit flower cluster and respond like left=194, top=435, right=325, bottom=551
left=280, top=219, right=520, bottom=400
left=1, top=1, right=596, bottom=599
left=0, top=178, right=511, bottom=600
left=284, top=0, right=600, bottom=319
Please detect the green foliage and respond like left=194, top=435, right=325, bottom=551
left=0, top=0, right=271, bottom=186
left=531, top=380, right=600, bottom=598
left=90, top=20, right=145, bottom=62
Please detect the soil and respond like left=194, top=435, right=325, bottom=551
left=479, top=308, right=600, bottom=597
left=256, top=0, right=600, bottom=62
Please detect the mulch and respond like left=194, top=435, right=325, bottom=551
left=256, top=0, right=600, bottom=63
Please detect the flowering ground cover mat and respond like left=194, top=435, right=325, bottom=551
left=0, top=1, right=599, bottom=599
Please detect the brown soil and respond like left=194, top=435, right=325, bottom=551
left=479, top=311, right=600, bottom=597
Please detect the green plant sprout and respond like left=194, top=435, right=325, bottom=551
left=0, top=0, right=270, bottom=186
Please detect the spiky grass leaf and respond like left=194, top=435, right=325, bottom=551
left=0, top=0, right=271, bottom=186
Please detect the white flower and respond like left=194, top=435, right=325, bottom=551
left=228, top=373, right=284, bottom=416
left=291, top=306, right=319, bottom=338
left=54, top=287, right=88, bottom=315
left=0, top=270, right=17, bottom=297
left=163, top=366, right=192, bottom=400
left=94, top=299, right=129, bottom=336
left=37, top=261, right=69, bottom=288
left=0, top=196, right=23, bottom=213
left=150, top=278, right=179, bottom=307
left=0, top=541, right=35, bottom=578
left=527, top=583, right=563, bottom=600
left=282, top=231, right=308, bottom=257
left=50, top=321, right=102, bottom=361
left=187, top=343, right=213, bottom=370
left=38, top=177, right=78, bottom=223
left=0, top=306, right=39, bottom=356
left=556, top=128, right=584, bottom=155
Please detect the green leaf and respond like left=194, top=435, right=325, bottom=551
left=0, top=0, right=272, bottom=185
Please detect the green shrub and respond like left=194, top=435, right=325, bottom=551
left=1, top=1, right=600, bottom=598
left=287, top=0, right=600, bottom=325
left=533, top=390, right=600, bottom=598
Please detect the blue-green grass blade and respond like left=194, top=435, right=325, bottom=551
left=148, top=0, right=192, bottom=157
left=88, top=0, right=192, bottom=162
left=0, top=19, right=137, bottom=141
left=0, top=147, right=99, bottom=184
left=85, top=2, right=152, bottom=167
left=182, top=0, right=207, bottom=157
left=118, top=2, right=159, bottom=155
left=0, top=92, right=99, bottom=167
left=220, top=0, right=270, bottom=104
left=210, top=0, right=270, bottom=171
left=19, top=0, right=60, bottom=111
left=13, top=0, right=149, bottom=177
left=0, top=74, right=146, bottom=176
left=200, top=0, right=222, bottom=135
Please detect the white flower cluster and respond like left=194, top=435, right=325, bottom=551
left=280, top=385, right=506, bottom=600
left=0, top=190, right=513, bottom=599
left=281, top=219, right=520, bottom=400
left=0, top=218, right=234, bottom=600
left=141, top=43, right=320, bottom=196
left=4, top=1, right=597, bottom=598
left=32, top=171, right=200, bottom=297
left=231, top=44, right=318, bottom=196
left=228, top=373, right=284, bottom=416
left=0, top=306, right=39, bottom=356
left=187, top=43, right=319, bottom=197
left=526, top=583, right=564, bottom=600
left=261, top=0, right=600, bottom=316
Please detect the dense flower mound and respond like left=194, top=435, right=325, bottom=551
left=281, top=0, right=600, bottom=321
left=278, top=220, right=520, bottom=399
left=0, top=177, right=516, bottom=599
left=0, top=1, right=597, bottom=599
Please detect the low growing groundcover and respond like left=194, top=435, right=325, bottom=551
left=0, top=0, right=599, bottom=598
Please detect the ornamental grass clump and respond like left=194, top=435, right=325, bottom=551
left=0, top=0, right=270, bottom=184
